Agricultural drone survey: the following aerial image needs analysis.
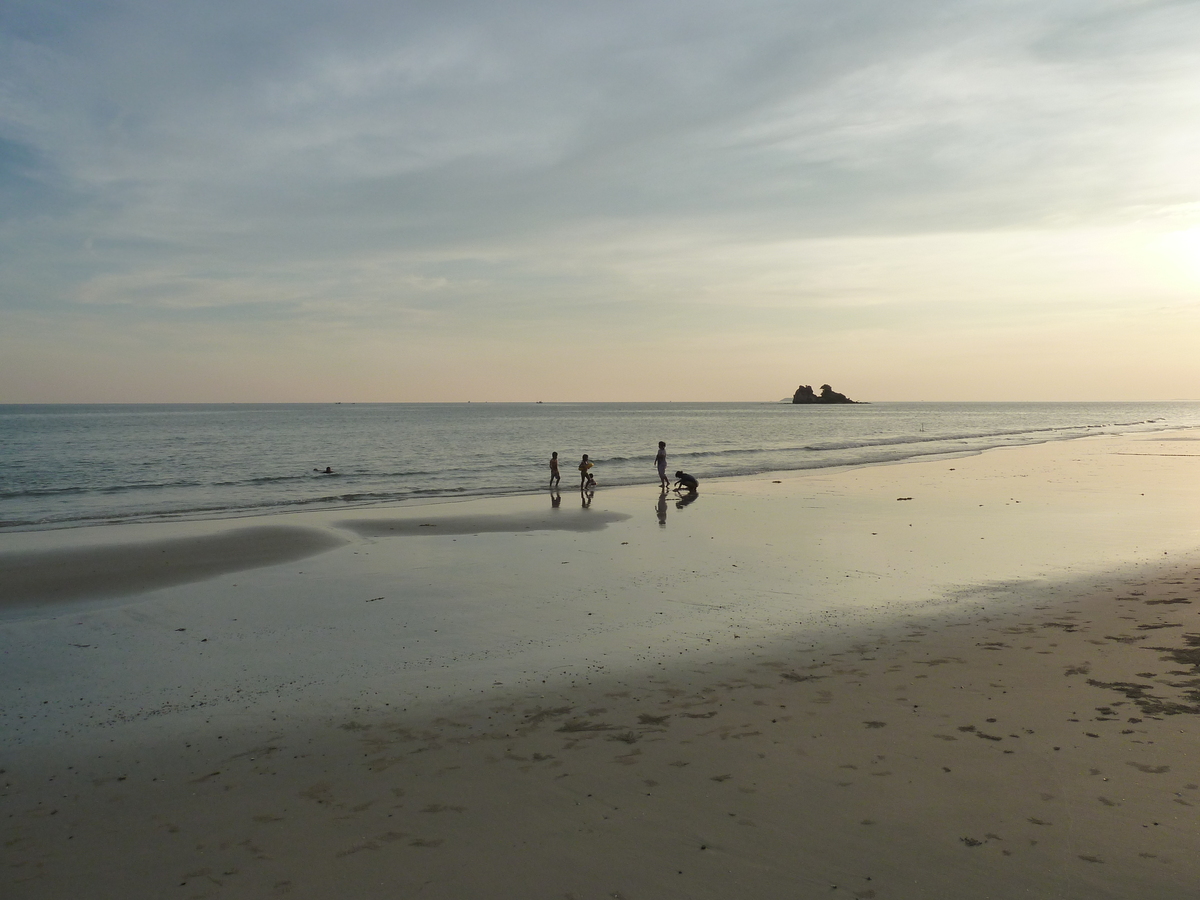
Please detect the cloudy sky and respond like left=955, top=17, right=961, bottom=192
left=2, top=0, right=1198, bottom=402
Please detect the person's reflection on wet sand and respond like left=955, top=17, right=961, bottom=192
left=675, top=490, right=699, bottom=510
left=550, top=489, right=561, bottom=509
left=581, top=487, right=594, bottom=508
left=656, top=488, right=668, bottom=526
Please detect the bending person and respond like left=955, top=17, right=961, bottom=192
left=673, top=470, right=699, bottom=492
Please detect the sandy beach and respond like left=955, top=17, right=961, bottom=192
left=3, top=430, right=1200, bottom=898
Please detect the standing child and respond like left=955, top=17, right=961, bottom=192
left=654, top=441, right=669, bottom=488
left=549, top=451, right=560, bottom=488
left=578, top=454, right=593, bottom=489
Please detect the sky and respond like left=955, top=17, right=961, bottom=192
left=2, top=0, right=1198, bottom=402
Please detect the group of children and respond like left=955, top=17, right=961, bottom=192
left=548, top=443, right=698, bottom=493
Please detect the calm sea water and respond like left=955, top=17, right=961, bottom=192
left=3, top=401, right=1198, bottom=532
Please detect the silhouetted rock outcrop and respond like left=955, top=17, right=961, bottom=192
left=792, top=383, right=855, bottom=404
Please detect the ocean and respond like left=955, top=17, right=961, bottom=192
left=3, top=401, right=1199, bottom=532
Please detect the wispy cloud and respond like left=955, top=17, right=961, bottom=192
left=2, top=0, right=1199, bottom=400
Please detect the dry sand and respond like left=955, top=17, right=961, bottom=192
left=3, top=431, right=1200, bottom=898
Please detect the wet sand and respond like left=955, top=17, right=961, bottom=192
left=3, top=431, right=1200, bottom=898
left=0, top=526, right=346, bottom=609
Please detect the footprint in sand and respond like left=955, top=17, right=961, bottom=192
left=557, top=718, right=618, bottom=733
left=638, top=714, right=670, bottom=725
left=604, top=730, right=640, bottom=748
left=522, top=706, right=574, bottom=726
left=336, top=841, right=381, bottom=858
left=1127, top=762, right=1171, bottom=774
left=409, top=838, right=444, bottom=848
left=614, top=749, right=642, bottom=765
left=366, top=756, right=406, bottom=773
left=299, top=783, right=333, bottom=805
left=781, top=672, right=822, bottom=683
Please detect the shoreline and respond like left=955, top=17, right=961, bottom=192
left=4, top=430, right=1200, bottom=896
left=5, top=408, right=1198, bottom=537
left=4, top=430, right=1200, bottom=727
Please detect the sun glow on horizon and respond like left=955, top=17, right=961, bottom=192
left=1156, top=226, right=1200, bottom=284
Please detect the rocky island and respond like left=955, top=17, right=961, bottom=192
left=792, top=383, right=856, bottom=404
